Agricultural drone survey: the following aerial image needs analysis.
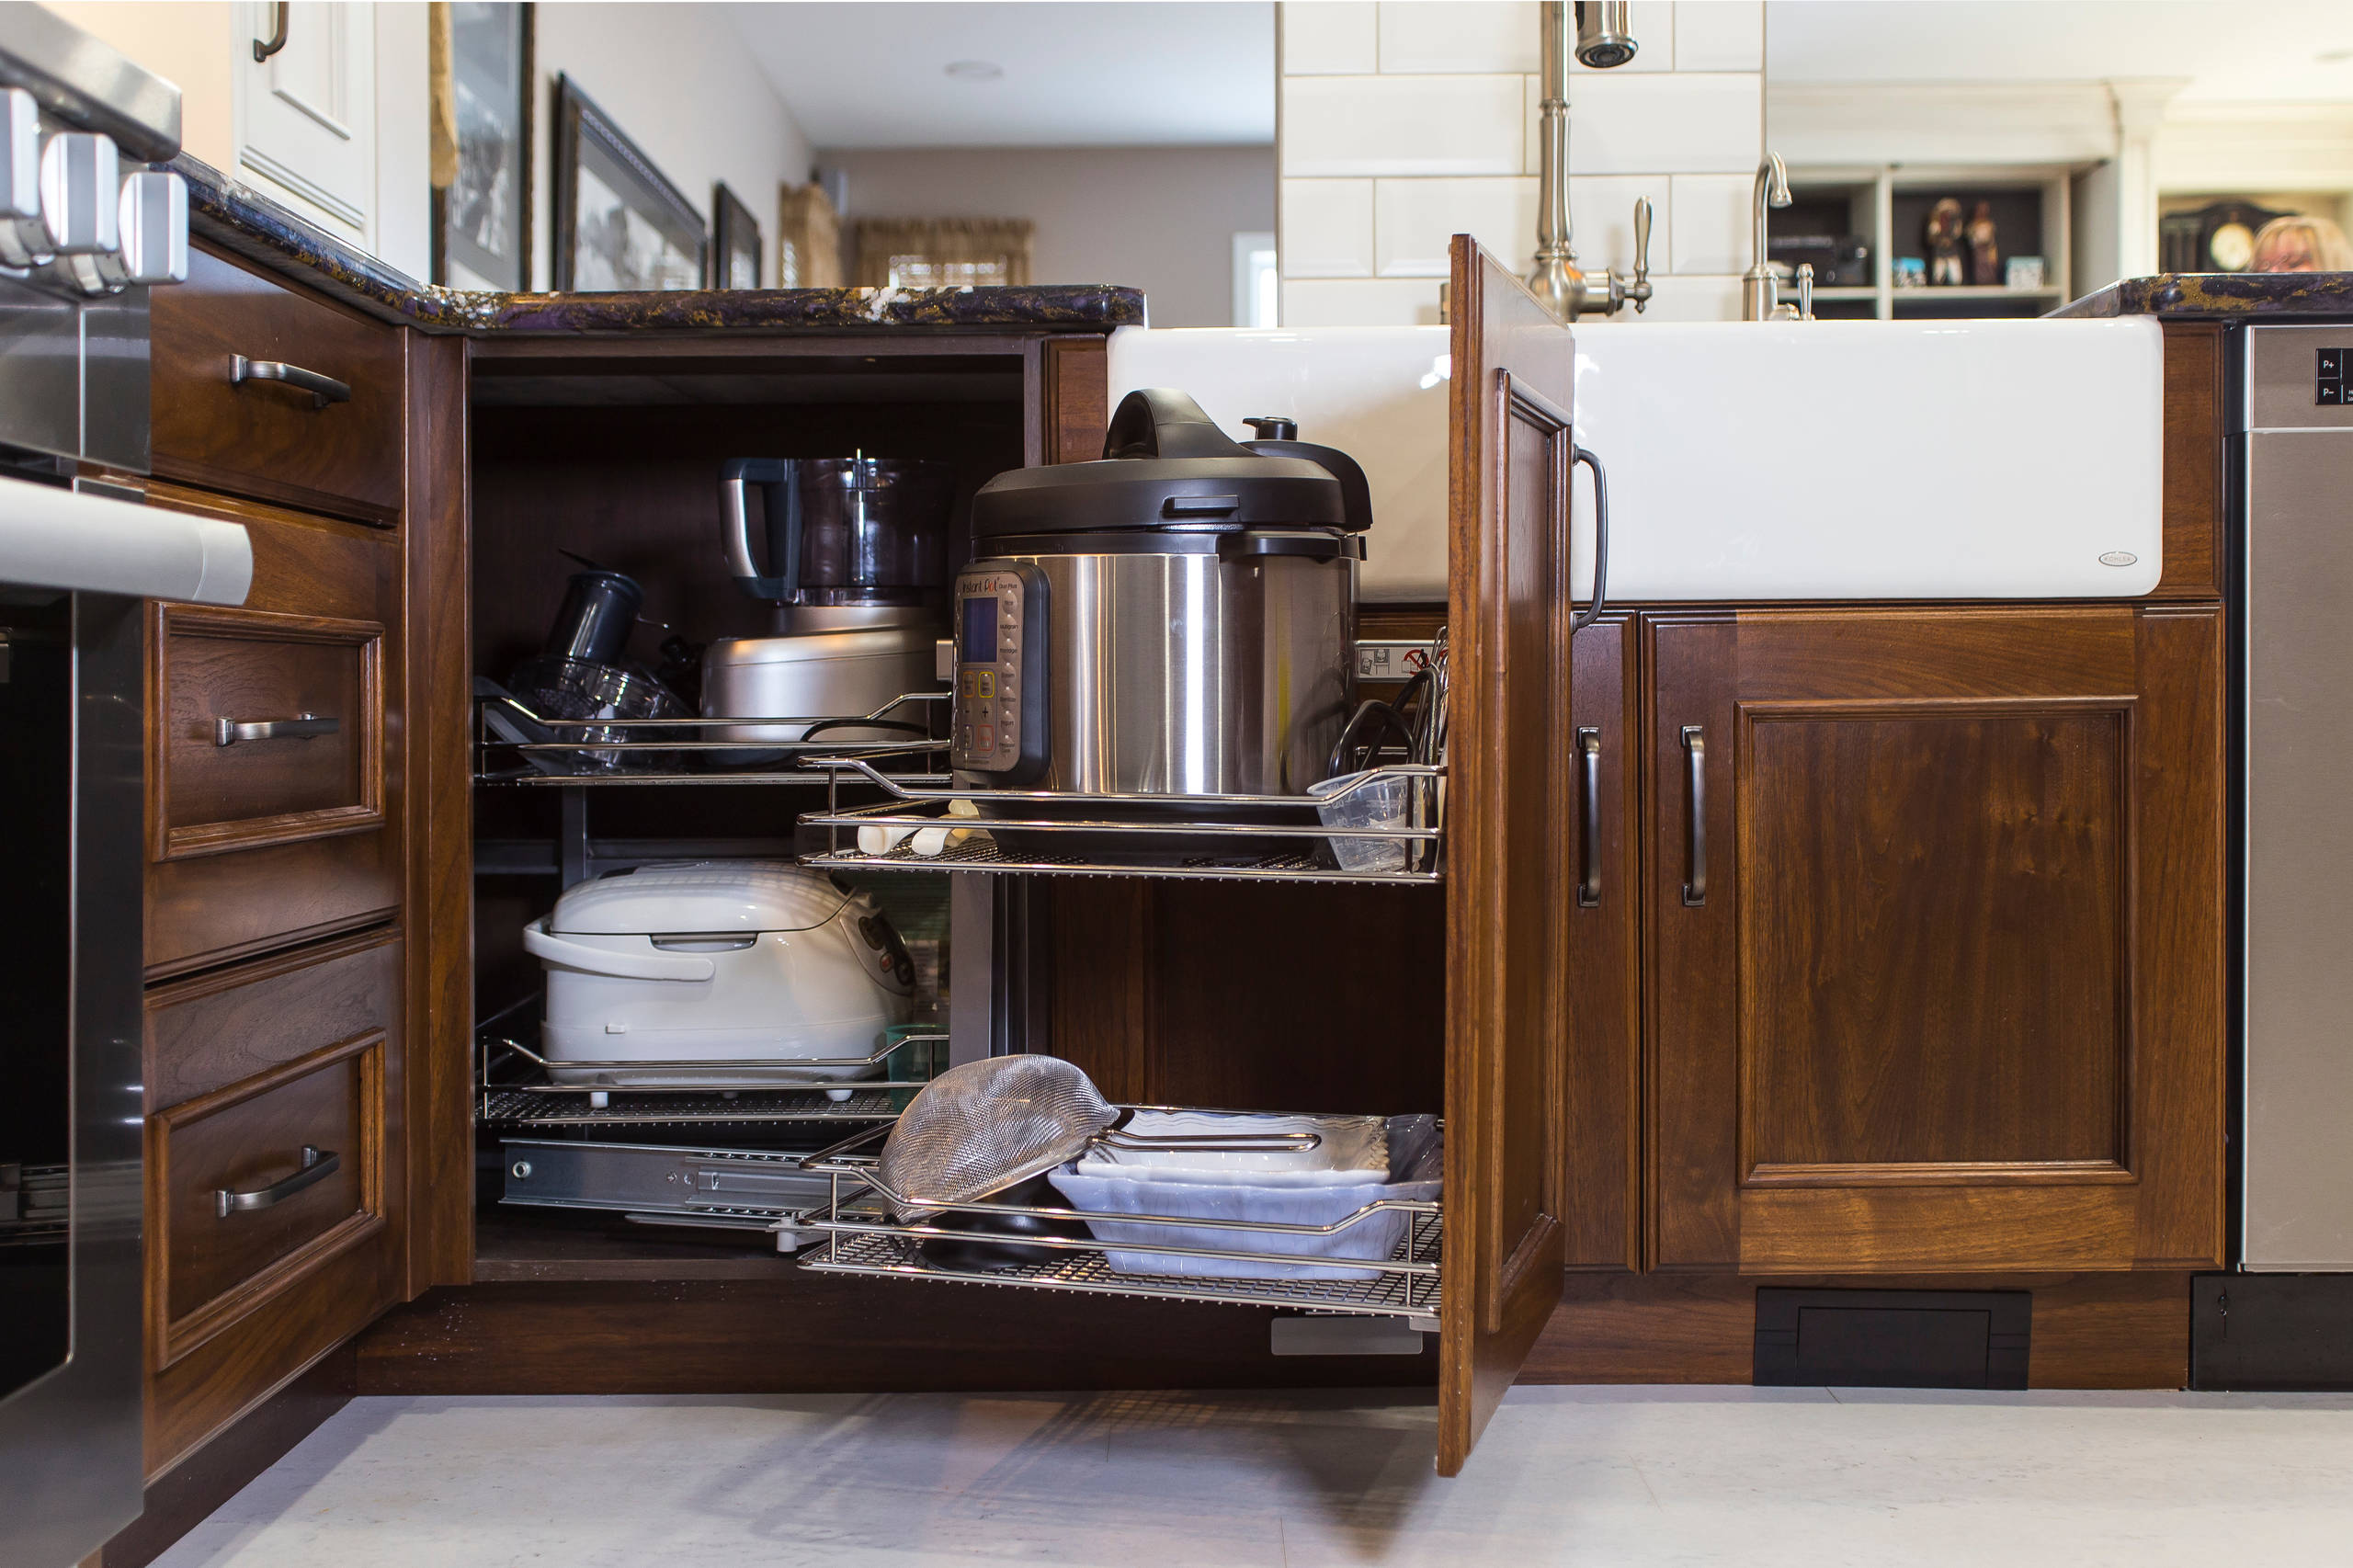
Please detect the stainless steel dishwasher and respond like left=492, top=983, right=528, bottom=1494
left=2241, top=322, right=2353, bottom=1272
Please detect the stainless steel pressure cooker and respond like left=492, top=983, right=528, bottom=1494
left=952, top=389, right=1371, bottom=800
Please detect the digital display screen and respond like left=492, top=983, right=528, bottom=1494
left=961, top=596, right=998, bottom=665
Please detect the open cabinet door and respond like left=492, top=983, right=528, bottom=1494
left=1438, top=236, right=1577, bottom=1473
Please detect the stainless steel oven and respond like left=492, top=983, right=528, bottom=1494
left=0, top=11, right=249, bottom=1566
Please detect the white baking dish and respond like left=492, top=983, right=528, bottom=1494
left=523, top=860, right=915, bottom=1087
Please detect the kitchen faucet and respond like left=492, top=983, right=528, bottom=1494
left=1524, top=0, right=1651, bottom=320
left=1745, top=152, right=1795, bottom=321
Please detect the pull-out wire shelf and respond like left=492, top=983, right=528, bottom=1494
left=799, top=758, right=1444, bottom=887
left=792, top=1122, right=1443, bottom=1326
left=473, top=691, right=949, bottom=787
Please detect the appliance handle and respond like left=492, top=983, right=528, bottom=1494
left=1681, top=725, right=1708, bottom=906
left=522, top=918, right=719, bottom=982
left=1570, top=444, right=1610, bottom=633
left=216, top=1145, right=336, bottom=1218
left=1217, top=528, right=1350, bottom=563
left=0, top=475, right=253, bottom=604
left=719, top=458, right=801, bottom=602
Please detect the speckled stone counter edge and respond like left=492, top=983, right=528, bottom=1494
left=2052, top=272, right=2353, bottom=319
left=176, top=154, right=1146, bottom=335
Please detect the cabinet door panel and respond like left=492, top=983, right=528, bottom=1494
left=1439, top=237, right=1576, bottom=1474
left=1647, top=606, right=2224, bottom=1275
left=1563, top=613, right=1640, bottom=1268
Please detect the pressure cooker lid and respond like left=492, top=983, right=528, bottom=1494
left=971, top=388, right=1350, bottom=539
left=548, top=861, right=857, bottom=935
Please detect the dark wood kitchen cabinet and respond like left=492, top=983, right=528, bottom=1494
left=1640, top=604, right=2226, bottom=1274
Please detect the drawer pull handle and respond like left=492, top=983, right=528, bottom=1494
left=1681, top=725, right=1708, bottom=907
left=230, top=354, right=351, bottom=410
left=1577, top=727, right=1602, bottom=908
left=253, top=1, right=290, bottom=62
left=216, top=1145, right=338, bottom=1219
left=214, top=712, right=339, bottom=745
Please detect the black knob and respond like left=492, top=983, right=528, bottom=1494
left=1244, top=415, right=1299, bottom=440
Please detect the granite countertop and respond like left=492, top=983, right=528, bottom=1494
left=2052, top=272, right=2353, bottom=319
left=177, top=155, right=1145, bottom=335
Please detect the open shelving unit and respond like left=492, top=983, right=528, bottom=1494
left=1783, top=163, right=2077, bottom=319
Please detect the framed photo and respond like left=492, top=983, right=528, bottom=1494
left=551, top=74, right=706, bottom=291
left=431, top=2, right=532, bottom=290
left=713, top=182, right=761, bottom=290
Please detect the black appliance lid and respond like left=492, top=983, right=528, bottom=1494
left=971, top=388, right=1361, bottom=539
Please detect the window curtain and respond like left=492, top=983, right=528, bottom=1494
left=852, top=218, right=1034, bottom=289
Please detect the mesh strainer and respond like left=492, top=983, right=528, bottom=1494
left=876, top=1056, right=1319, bottom=1221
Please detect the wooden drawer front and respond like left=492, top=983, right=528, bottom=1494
left=152, top=1034, right=384, bottom=1368
left=152, top=246, right=404, bottom=526
left=153, top=602, right=383, bottom=860
left=147, top=927, right=402, bottom=1112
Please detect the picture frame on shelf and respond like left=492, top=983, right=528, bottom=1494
left=2006, top=256, right=2047, bottom=291
left=430, top=1, right=533, bottom=290
left=713, top=182, right=762, bottom=290
left=551, top=74, right=706, bottom=291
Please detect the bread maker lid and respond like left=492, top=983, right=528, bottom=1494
left=548, top=861, right=855, bottom=935
left=970, top=387, right=1347, bottom=540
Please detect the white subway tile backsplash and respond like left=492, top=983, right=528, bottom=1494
left=1376, top=1, right=1536, bottom=74
left=1567, top=174, right=1672, bottom=274
left=1668, top=173, right=1756, bottom=273
left=1634, top=273, right=1745, bottom=321
left=1282, top=1, right=1378, bottom=74
left=1559, top=72, right=1760, bottom=175
left=1282, top=277, right=1446, bottom=327
left=1374, top=176, right=1537, bottom=277
left=1281, top=179, right=1377, bottom=278
left=1672, top=1, right=1763, bottom=72
left=1282, top=74, right=1528, bottom=177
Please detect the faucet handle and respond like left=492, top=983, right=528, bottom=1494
left=1795, top=261, right=1814, bottom=321
left=1609, top=196, right=1654, bottom=316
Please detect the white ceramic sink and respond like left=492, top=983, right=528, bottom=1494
left=1106, top=316, right=2165, bottom=603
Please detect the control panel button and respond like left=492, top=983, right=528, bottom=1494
left=2322, top=348, right=2344, bottom=378
left=2320, top=380, right=2345, bottom=406
left=2317, top=347, right=2347, bottom=406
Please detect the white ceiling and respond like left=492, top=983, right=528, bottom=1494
left=733, top=2, right=1276, bottom=151
left=1767, top=2, right=2353, bottom=102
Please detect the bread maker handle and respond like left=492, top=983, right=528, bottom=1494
left=719, top=457, right=801, bottom=602
left=523, top=918, right=719, bottom=982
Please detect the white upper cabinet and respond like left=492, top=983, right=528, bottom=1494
left=235, top=1, right=378, bottom=247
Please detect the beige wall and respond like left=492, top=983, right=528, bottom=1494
left=821, top=145, right=1276, bottom=328
left=531, top=3, right=813, bottom=290
left=41, top=1, right=237, bottom=170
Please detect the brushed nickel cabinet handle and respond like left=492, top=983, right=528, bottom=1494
left=1577, top=726, right=1602, bottom=908
left=1681, top=725, right=1707, bottom=907
left=216, top=1145, right=337, bottom=1218
left=213, top=712, right=339, bottom=745
left=253, top=2, right=290, bottom=62
left=231, top=354, right=351, bottom=409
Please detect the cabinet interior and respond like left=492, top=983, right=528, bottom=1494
left=462, top=344, right=1449, bottom=1284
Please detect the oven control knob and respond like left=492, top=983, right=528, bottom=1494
left=0, top=88, right=50, bottom=269
left=40, top=131, right=130, bottom=294
left=118, top=168, right=188, bottom=286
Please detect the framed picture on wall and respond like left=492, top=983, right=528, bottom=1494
left=551, top=74, right=706, bottom=290
left=430, top=1, right=533, bottom=290
left=713, top=182, right=761, bottom=290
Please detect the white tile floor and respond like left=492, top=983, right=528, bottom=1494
left=153, top=1385, right=2353, bottom=1568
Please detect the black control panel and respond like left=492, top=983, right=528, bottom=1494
left=2318, top=347, right=2347, bottom=404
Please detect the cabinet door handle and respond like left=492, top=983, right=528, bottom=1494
left=214, top=712, right=339, bottom=745
left=1681, top=725, right=1707, bottom=906
left=231, top=354, right=351, bottom=409
left=216, top=1145, right=338, bottom=1218
left=1576, top=727, right=1602, bottom=908
left=254, top=2, right=290, bottom=62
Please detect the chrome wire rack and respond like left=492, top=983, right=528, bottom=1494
left=473, top=690, right=950, bottom=786
left=792, top=1122, right=1443, bottom=1325
left=477, top=1022, right=943, bottom=1130
left=798, top=758, right=1444, bottom=887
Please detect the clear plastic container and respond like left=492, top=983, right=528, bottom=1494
left=1307, top=768, right=1415, bottom=874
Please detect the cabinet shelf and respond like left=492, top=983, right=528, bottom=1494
left=801, top=760, right=1445, bottom=887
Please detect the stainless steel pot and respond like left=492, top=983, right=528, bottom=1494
left=701, top=614, right=939, bottom=760
left=951, top=389, right=1370, bottom=802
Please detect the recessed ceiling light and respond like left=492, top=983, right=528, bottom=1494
left=944, top=60, right=1004, bottom=81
